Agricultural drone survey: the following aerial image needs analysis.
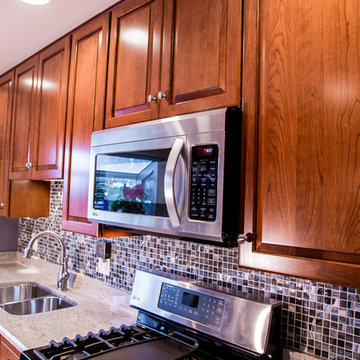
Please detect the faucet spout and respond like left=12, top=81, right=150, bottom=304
left=23, top=230, right=69, bottom=291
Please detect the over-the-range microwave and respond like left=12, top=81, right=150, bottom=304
left=87, top=107, right=244, bottom=247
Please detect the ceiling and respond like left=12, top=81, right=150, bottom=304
left=0, top=0, right=121, bottom=75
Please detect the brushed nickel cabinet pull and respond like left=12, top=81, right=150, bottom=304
left=237, top=233, right=255, bottom=245
left=157, top=91, right=167, bottom=100
left=147, top=94, right=157, bottom=103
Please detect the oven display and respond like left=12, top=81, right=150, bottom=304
left=182, top=292, right=199, bottom=308
left=158, top=283, right=225, bottom=329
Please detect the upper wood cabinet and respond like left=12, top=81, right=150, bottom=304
left=32, top=38, right=70, bottom=179
left=0, top=71, right=14, bottom=217
left=62, top=14, right=110, bottom=236
left=239, top=0, right=360, bottom=288
left=0, top=71, right=50, bottom=219
left=9, top=56, right=37, bottom=180
left=105, top=0, right=241, bottom=128
left=9, top=36, right=70, bottom=180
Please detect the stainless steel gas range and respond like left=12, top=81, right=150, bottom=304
left=21, top=270, right=281, bottom=360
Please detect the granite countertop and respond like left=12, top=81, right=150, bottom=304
left=0, top=252, right=137, bottom=352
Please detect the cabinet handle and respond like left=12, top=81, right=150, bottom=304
left=0, top=202, right=6, bottom=209
left=157, top=91, right=167, bottom=100
left=237, top=233, right=255, bottom=245
left=147, top=94, right=157, bottom=103
left=25, top=162, right=35, bottom=169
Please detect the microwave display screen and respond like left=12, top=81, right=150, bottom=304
left=93, top=149, right=172, bottom=217
left=196, top=146, right=214, bottom=157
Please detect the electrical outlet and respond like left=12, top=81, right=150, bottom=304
left=96, top=241, right=111, bottom=259
left=97, top=258, right=110, bottom=276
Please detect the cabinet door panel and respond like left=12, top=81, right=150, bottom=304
left=0, top=72, right=14, bottom=216
left=105, top=0, right=162, bottom=128
left=159, top=0, right=241, bottom=118
left=0, top=336, right=20, bottom=360
left=62, top=14, right=109, bottom=236
left=32, top=37, right=70, bottom=179
left=240, top=0, right=360, bottom=288
left=9, top=57, right=37, bottom=179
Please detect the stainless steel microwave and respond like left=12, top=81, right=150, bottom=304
left=87, top=107, right=243, bottom=246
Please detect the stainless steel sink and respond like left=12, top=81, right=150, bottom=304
left=1, top=296, right=75, bottom=315
left=0, top=282, right=76, bottom=315
left=0, top=282, right=51, bottom=303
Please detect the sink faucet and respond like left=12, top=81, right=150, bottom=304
left=23, top=230, right=69, bottom=291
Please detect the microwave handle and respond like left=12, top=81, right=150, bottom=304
left=164, top=138, right=184, bottom=228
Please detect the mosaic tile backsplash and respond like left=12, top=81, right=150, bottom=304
left=17, top=181, right=360, bottom=360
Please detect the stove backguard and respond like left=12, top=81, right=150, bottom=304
left=130, top=270, right=281, bottom=358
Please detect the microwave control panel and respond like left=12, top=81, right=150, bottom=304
left=189, top=144, right=218, bottom=222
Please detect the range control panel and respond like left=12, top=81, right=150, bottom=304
left=189, top=144, right=219, bottom=222
left=158, top=282, right=225, bottom=329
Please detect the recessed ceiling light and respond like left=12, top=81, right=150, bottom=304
left=20, top=0, right=52, bottom=5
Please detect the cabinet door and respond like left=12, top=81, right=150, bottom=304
left=9, top=56, right=38, bottom=180
left=62, top=14, right=109, bottom=236
left=105, top=0, right=163, bottom=128
left=240, top=0, right=360, bottom=288
left=159, top=0, right=241, bottom=118
left=31, top=37, right=70, bottom=180
left=0, top=336, right=20, bottom=360
left=0, top=71, right=14, bottom=217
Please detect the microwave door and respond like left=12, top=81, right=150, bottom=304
left=88, top=136, right=187, bottom=234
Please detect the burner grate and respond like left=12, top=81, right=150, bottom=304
left=33, top=325, right=162, bottom=360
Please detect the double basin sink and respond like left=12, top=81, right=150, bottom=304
left=0, top=282, right=76, bottom=315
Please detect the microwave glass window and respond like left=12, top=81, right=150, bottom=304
left=94, top=149, right=171, bottom=216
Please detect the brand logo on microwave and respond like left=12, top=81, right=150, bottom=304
left=92, top=212, right=98, bottom=216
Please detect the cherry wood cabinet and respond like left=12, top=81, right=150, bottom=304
left=105, top=0, right=241, bottom=128
left=0, top=335, right=20, bottom=360
left=31, top=37, right=70, bottom=179
left=239, top=0, right=360, bottom=288
left=105, top=0, right=162, bottom=126
left=0, top=72, right=50, bottom=218
left=159, top=0, right=241, bottom=119
left=9, top=36, right=70, bottom=180
left=0, top=72, right=14, bottom=217
left=9, top=56, right=37, bottom=180
left=62, top=14, right=110, bottom=236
